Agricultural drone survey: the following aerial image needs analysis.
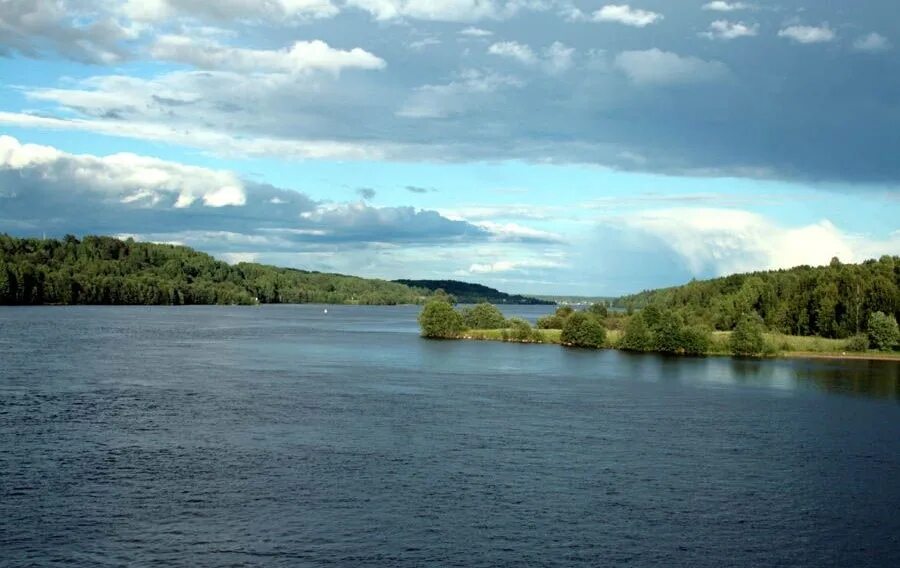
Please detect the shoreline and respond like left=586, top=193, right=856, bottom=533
left=458, top=331, right=900, bottom=363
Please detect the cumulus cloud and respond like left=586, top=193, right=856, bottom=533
left=778, top=24, right=836, bottom=44
left=593, top=4, right=663, bottom=27
left=853, top=32, right=891, bottom=53
left=149, top=36, right=386, bottom=74
left=614, top=49, right=729, bottom=85
left=0, top=0, right=137, bottom=63
left=700, top=20, right=758, bottom=40
left=488, top=41, right=537, bottom=65
left=0, top=135, right=246, bottom=209
left=618, top=208, right=899, bottom=277
left=702, top=1, right=750, bottom=11
left=0, top=135, right=488, bottom=247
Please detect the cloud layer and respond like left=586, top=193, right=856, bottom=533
left=1, top=1, right=898, bottom=183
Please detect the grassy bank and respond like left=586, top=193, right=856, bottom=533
left=460, top=327, right=900, bottom=361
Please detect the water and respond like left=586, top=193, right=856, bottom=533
left=1, top=305, right=899, bottom=567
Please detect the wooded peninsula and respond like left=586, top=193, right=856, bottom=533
left=418, top=256, right=900, bottom=358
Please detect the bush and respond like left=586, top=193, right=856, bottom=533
left=507, top=317, right=535, bottom=341
left=620, top=314, right=652, bottom=351
left=868, top=311, right=899, bottom=352
left=418, top=301, right=466, bottom=338
left=844, top=334, right=870, bottom=352
left=561, top=312, right=606, bottom=348
left=729, top=313, right=766, bottom=356
left=651, top=311, right=684, bottom=354
left=537, top=305, right=577, bottom=329
left=555, top=305, right=575, bottom=318
left=680, top=325, right=712, bottom=356
left=536, top=314, right=565, bottom=329
left=461, top=302, right=507, bottom=329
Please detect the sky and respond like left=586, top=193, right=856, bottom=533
left=0, top=1, right=898, bottom=296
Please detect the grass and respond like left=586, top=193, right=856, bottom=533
left=459, top=327, right=900, bottom=361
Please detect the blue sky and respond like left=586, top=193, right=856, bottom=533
left=1, top=1, right=898, bottom=295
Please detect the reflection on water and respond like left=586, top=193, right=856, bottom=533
left=574, top=349, right=900, bottom=402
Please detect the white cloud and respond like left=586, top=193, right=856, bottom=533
left=0, top=135, right=246, bottom=208
left=700, top=20, right=758, bottom=40
left=702, top=1, right=750, bottom=12
left=468, top=258, right=563, bottom=274
left=853, top=32, right=891, bottom=53
left=0, top=111, right=396, bottom=161
left=488, top=41, right=574, bottom=73
left=344, top=0, right=545, bottom=22
left=488, top=41, right=537, bottom=65
left=620, top=208, right=900, bottom=277
left=475, top=221, right=563, bottom=242
left=543, top=41, right=575, bottom=74
left=593, top=4, right=663, bottom=28
left=121, top=0, right=339, bottom=22
left=0, top=0, right=138, bottom=63
left=459, top=26, right=493, bottom=37
left=150, top=36, right=386, bottom=74
left=614, top=49, right=729, bottom=85
left=778, top=24, right=836, bottom=44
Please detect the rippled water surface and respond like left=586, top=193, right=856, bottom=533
left=2, top=305, right=899, bottom=567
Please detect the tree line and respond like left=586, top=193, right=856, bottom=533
left=0, top=234, right=429, bottom=306
left=615, top=256, right=899, bottom=339
left=419, top=256, right=900, bottom=356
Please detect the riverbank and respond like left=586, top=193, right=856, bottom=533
left=460, top=328, right=900, bottom=362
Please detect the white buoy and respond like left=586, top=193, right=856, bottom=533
left=324, top=308, right=328, bottom=314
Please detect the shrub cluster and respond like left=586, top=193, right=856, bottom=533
left=620, top=307, right=713, bottom=356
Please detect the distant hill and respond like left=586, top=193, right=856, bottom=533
left=0, top=234, right=430, bottom=306
left=394, top=279, right=553, bottom=305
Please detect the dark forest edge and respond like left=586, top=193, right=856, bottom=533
left=394, top=279, right=552, bottom=305
left=0, top=234, right=440, bottom=306
left=418, top=255, right=900, bottom=358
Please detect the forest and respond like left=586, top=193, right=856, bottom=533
left=394, top=279, right=552, bottom=305
left=418, top=256, right=900, bottom=356
left=614, top=257, right=900, bottom=339
left=0, top=234, right=430, bottom=306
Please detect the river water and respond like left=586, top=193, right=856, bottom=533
left=1, top=305, right=899, bottom=567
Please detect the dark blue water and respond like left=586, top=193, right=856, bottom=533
left=2, top=305, right=899, bottom=567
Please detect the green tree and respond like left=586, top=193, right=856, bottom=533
left=461, top=302, right=507, bottom=329
left=729, top=313, right=766, bottom=356
left=680, top=325, right=712, bottom=356
left=620, top=314, right=652, bottom=351
left=587, top=302, right=608, bottom=318
left=641, top=304, right=663, bottom=330
left=418, top=301, right=466, bottom=338
left=867, top=311, right=899, bottom=352
left=561, top=312, right=606, bottom=348
left=651, top=311, right=684, bottom=354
